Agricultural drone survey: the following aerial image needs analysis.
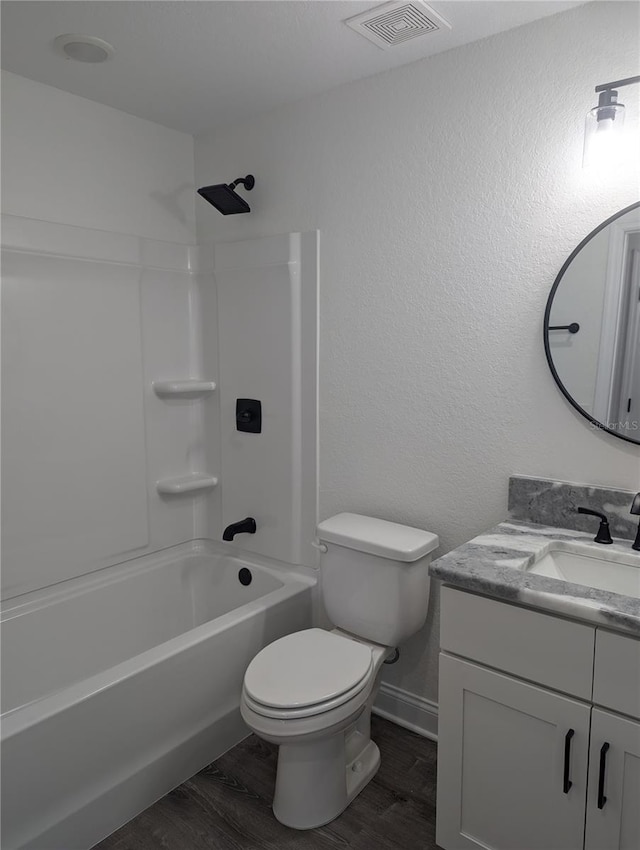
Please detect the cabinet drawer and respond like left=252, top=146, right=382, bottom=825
left=593, top=630, right=640, bottom=719
left=440, top=586, right=595, bottom=699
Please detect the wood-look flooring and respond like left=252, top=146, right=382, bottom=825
left=95, top=716, right=439, bottom=850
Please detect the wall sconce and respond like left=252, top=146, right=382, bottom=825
left=583, top=75, right=639, bottom=168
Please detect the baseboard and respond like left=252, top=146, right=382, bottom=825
left=373, top=682, right=438, bottom=742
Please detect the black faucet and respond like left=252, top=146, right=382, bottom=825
left=576, top=507, right=613, bottom=544
left=630, top=493, right=640, bottom=551
left=223, top=517, right=257, bottom=541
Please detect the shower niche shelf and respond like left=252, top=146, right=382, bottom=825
left=152, top=380, right=216, bottom=398
left=156, top=474, right=219, bottom=495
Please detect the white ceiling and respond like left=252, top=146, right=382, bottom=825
left=1, top=0, right=582, bottom=136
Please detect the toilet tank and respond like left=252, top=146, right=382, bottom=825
left=316, top=513, right=439, bottom=647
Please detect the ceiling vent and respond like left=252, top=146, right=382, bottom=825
left=344, top=1, right=451, bottom=49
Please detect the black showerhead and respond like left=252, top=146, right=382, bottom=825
left=197, top=174, right=255, bottom=214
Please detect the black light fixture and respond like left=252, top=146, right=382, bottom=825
left=583, top=75, right=640, bottom=167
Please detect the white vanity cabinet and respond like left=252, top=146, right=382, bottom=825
left=437, top=654, right=590, bottom=850
left=437, top=586, right=640, bottom=850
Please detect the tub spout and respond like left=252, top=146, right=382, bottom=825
left=223, top=517, right=257, bottom=541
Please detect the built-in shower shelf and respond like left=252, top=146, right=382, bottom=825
left=156, top=474, right=219, bottom=495
left=152, top=380, right=216, bottom=397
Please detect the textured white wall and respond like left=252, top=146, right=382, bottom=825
left=195, top=3, right=640, bottom=703
left=1, top=71, right=195, bottom=243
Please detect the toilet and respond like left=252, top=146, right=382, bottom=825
left=240, top=512, right=439, bottom=830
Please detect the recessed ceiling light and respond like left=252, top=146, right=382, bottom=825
left=53, top=34, right=115, bottom=63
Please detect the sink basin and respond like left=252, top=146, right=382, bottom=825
left=527, top=542, right=640, bottom=599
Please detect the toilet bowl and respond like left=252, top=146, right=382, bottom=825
left=240, top=513, right=439, bottom=830
left=240, top=628, right=392, bottom=829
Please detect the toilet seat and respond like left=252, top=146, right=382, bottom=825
left=243, top=628, right=374, bottom=719
left=243, top=673, right=370, bottom=719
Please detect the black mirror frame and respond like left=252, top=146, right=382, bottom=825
left=543, top=200, right=640, bottom=446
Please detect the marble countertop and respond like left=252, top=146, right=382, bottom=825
left=429, top=520, right=640, bottom=636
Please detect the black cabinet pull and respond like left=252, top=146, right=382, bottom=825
left=563, top=729, right=575, bottom=793
left=597, top=742, right=610, bottom=809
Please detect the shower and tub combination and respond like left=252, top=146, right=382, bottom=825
left=1, top=208, right=320, bottom=849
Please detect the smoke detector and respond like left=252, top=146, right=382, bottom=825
left=53, top=34, right=115, bottom=63
left=344, top=1, right=451, bottom=49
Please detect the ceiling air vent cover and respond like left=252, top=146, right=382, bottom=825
left=344, top=1, right=451, bottom=49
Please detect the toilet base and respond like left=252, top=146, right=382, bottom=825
left=272, top=726, right=380, bottom=830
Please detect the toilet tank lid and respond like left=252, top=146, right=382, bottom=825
left=317, top=513, right=439, bottom=562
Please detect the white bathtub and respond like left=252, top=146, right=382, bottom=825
left=0, top=541, right=315, bottom=850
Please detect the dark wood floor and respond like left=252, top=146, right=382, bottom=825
left=95, top=716, right=439, bottom=850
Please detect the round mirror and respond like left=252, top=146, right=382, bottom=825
left=544, top=201, right=640, bottom=445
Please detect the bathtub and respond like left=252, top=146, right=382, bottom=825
left=1, top=541, right=315, bottom=850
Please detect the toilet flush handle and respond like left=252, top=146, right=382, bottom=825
left=311, top=540, right=328, bottom=553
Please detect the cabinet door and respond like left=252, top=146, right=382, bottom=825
left=436, top=653, right=591, bottom=850
left=585, top=708, right=640, bottom=850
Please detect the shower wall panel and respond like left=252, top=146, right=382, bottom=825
left=2, top=248, right=149, bottom=596
left=1, top=215, right=211, bottom=599
left=213, top=232, right=318, bottom=567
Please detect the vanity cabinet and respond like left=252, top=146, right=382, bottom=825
left=437, top=586, right=640, bottom=850
left=437, top=654, right=590, bottom=850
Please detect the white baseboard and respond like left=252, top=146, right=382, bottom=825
left=373, top=682, right=438, bottom=742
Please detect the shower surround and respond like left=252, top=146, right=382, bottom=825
left=1, top=202, right=319, bottom=848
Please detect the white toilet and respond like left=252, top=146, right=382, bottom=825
left=240, top=512, right=439, bottom=830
